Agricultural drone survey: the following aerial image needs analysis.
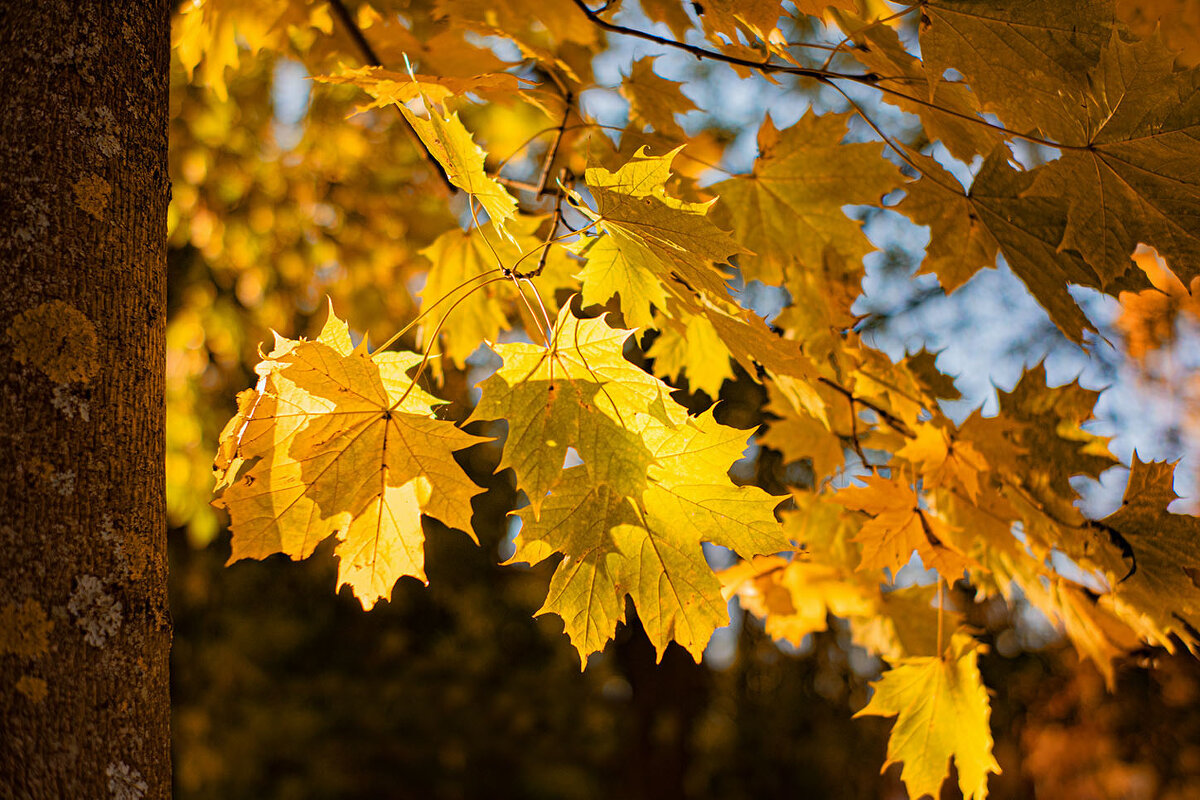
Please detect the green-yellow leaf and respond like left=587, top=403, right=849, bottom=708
left=482, top=309, right=789, bottom=662
left=571, top=234, right=668, bottom=330
left=397, top=103, right=518, bottom=232
left=856, top=634, right=1001, bottom=800
left=580, top=146, right=745, bottom=307
left=713, top=113, right=903, bottom=285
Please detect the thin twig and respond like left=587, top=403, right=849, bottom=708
left=817, top=377, right=915, bottom=438
left=570, top=0, right=1088, bottom=153
left=537, top=89, right=573, bottom=195
left=847, top=393, right=869, bottom=466
left=327, top=0, right=455, bottom=194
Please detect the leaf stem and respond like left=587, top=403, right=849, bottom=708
left=372, top=268, right=504, bottom=357
left=937, top=579, right=946, bottom=659
left=392, top=276, right=511, bottom=410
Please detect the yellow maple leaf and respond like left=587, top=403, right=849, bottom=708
left=481, top=309, right=790, bottom=663
left=213, top=306, right=485, bottom=609
left=713, top=113, right=902, bottom=285
left=856, top=634, right=1001, bottom=800
left=897, top=423, right=988, bottom=501
left=397, top=102, right=517, bottom=233
left=620, top=57, right=696, bottom=139
left=579, top=146, right=746, bottom=307
left=645, top=312, right=734, bottom=399
left=836, top=475, right=973, bottom=579
left=720, top=555, right=874, bottom=646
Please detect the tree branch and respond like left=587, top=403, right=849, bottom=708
left=327, top=0, right=456, bottom=195
left=817, top=377, right=915, bottom=439
left=569, top=0, right=1088, bottom=153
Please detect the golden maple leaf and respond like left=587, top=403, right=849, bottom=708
left=856, top=634, right=1001, bottom=800
left=213, top=306, right=485, bottom=609
left=835, top=475, right=973, bottom=580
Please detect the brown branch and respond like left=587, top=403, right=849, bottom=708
left=516, top=187, right=566, bottom=280
left=846, top=392, right=869, bottom=465
left=537, top=89, right=573, bottom=195
left=570, top=0, right=882, bottom=84
left=817, top=377, right=915, bottom=439
left=569, top=0, right=1088, bottom=153
left=327, top=0, right=455, bottom=195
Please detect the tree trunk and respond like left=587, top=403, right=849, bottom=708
left=0, top=2, right=171, bottom=797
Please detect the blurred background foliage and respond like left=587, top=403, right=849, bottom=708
left=167, top=0, right=1200, bottom=797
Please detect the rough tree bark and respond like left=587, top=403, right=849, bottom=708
left=0, top=2, right=172, bottom=798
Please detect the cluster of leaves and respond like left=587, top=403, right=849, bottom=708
left=173, top=0, right=1200, bottom=797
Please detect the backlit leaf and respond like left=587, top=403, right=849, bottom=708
left=856, top=634, right=1001, bottom=800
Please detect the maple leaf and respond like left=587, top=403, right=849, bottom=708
left=620, top=57, right=696, bottom=140
left=1092, top=455, right=1200, bottom=650
left=898, top=148, right=1101, bottom=340
left=1026, top=34, right=1200, bottom=286
left=919, top=0, right=1113, bottom=137
left=213, top=306, right=486, bottom=609
left=472, top=309, right=682, bottom=513
left=713, top=113, right=902, bottom=285
left=856, top=634, right=1001, bottom=800
left=396, top=101, right=518, bottom=232
left=577, top=146, right=745, bottom=310
left=571, top=234, right=668, bottom=331
left=480, top=308, right=790, bottom=662
left=895, top=151, right=1000, bottom=294
left=898, top=423, right=987, bottom=501
left=835, top=476, right=973, bottom=580
left=958, top=364, right=1115, bottom=552
left=833, top=11, right=1004, bottom=163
